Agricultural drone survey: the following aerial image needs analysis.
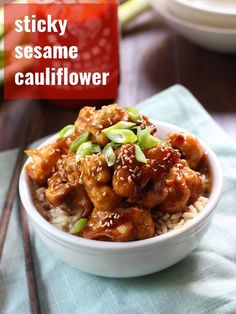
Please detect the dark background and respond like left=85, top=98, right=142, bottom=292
left=0, top=9, right=236, bottom=151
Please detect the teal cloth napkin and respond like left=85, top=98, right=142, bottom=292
left=1, top=84, right=236, bottom=314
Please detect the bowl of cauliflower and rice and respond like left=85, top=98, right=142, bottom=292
left=19, top=104, right=222, bottom=277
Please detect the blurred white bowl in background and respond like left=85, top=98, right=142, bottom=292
left=171, top=0, right=236, bottom=15
left=167, top=0, right=236, bottom=28
left=150, top=0, right=236, bottom=53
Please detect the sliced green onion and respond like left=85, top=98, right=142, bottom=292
left=138, top=127, right=159, bottom=150
left=91, top=144, right=102, bottom=154
left=103, top=143, right=116, bottom=167
left=131, top=125, right=142, bottom=135
left=76, top=141, right=92, bottom=161
left=58, top=125, right=75, bottom=139
left=134, top=144, right=147, bottom=163
left=104, top=129, right=137, bottom=144
left=125, top=107, right=142, bottom=122
left=102, top=121, right=136, bottom=136
left=0, top=51, right=4, bottom=69
left=70, top=218, right=88, bottom=234
left=0, top=58, right=3, bottom=69
left=69, top=132, right=89, bottom=153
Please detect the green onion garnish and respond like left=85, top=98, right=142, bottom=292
left=102, top=121, right=136, bottom=136
left=134, top=144, right=147, bottom=163
left=138, top=127, right=159, bottom=150
left=125, top=107, right=142, bottom=122
left=70, top=218, right=88, bottom=234
left=91, top=144, right=102, bottom=154
left=58, top=125, right=75, bottom=139
left=131, top=125, right=142, bottom=135
left=75, top=141, right=92, bottom=161
left=103, top=143, right=116, bottom=167
left=104, top=129, right=137, bottom=144
left=69, top=132, right=89, bottom=153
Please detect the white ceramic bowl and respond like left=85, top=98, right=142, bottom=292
left=19, top=121, right=223, bottom=278
left=150, top=0, right=236, bottom=53
left=167, top=0, right=236, bottom=28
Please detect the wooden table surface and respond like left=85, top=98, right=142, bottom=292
left=0, top=10, right=236, bottom=152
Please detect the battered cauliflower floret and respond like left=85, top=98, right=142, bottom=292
left=57, top=153, right=81, bottom=185
left=137, top=144, right=180, bottom=208
left=25, top=139, right=67, bottom=185
left=160, top=165, right=190, bottom=214
left=45, top=154, right=93, bottom=216
left=160, top=160, right=204, bottom=213
left=80, top=153, right=121, bottom=211
left=113, top=143, right=180, bottom=208
left=80, top=206, right=155, bottom=242
left=45, top=172, right=73, bottom=207
left=180, top=160, right=204, bottom=204
left=75, top=104, right=129, bottom=146
left=167, top=132, right=204, bottom=169
left=113, top=144, right=140, bottom=198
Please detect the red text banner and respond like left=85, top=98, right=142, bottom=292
left=4, top=2, right=119, bottom=100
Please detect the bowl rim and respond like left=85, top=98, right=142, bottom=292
left=150, top=0, right=236, bottom=34
left=19, top=120, right=223, bottom=251
left=170, top=0, right=236, bottom=16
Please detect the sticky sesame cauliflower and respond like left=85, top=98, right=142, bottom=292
left=26, top=104, right=210, bottom=242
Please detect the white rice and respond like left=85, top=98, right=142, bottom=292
left=49, top=208, right=80, bottom=231
left=34, top=187, right=46, bottom=202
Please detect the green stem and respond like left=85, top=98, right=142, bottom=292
left=0, top=6, right=3, bottom=40
left=119, top=0, right=151, bottom=29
